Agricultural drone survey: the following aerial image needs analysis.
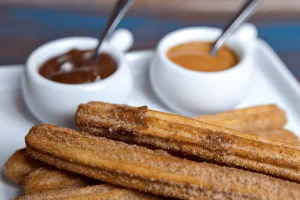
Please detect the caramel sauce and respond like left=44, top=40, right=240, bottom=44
left=39, top=49, right=117, bottom=84
left=167, top=42, right=239, bottom=72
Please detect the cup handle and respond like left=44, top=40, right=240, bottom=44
left=233, top=23, right=258, bottom=42
left=107, top=28, right=134, bottom=52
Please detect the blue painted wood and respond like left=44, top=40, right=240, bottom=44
left=1, top=5, right=300, bottom=79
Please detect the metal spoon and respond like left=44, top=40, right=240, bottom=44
left=90, top=0, right=134, bottom=60
left=210, top=0, right=263, bottom=56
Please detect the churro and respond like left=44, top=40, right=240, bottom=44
left=76, top=101, right=300, bottom=182
left=16, top=184, right=159, bottom=200
left=5, top=148, right=94, bottom=194
left=25, top=124, right=300, bottom=200
left=195, top=105, right=299, bottom=144
left=195, top=104, right=287, bottom=132
left=4, top=148, right=42, bottom=184
left=253, top=129, right=299, bottom=144
left=23, top=167, right=93, bottom=195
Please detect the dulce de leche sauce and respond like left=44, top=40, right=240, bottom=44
left=39, top=49, right=117, bottom=84
left=167, top=42, right=239, bottom=72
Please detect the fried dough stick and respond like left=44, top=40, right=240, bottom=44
left=76, top=102, right=300, bottom=182
left=4, top=148, right=93, bottom=193
left=15, top=184, right=161, bottom=200
left=195, top=104, right=299, bottom=144
left=4, top=149, right=42, bottom=184
left=23, top=167, right=94, bottom=195
left=195, top=104, right=287, bottom=132
left=25, top=124, right=300, bottom=200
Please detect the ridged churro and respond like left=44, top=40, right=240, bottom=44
left=25, top=124, right=300, bottom=200
left=76, top=101, right=300, bottom=182
left=4, top=148, right=94, bottom=194
left=253, top=129, right=299, bottom=144
left=4, top=148, right=42, bottom=184
left=23, top=167, right=93, bottom=195
left=195, top=105, right=299, bottom=144
left=16, top=184, right=159, bottom=200
left=195, top=104, right=287, bottom=132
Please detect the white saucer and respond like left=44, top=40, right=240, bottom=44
left=1, top=39, right=300, bottom=198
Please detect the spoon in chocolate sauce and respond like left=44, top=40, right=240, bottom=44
left=90, top=0, right=134, bottom=61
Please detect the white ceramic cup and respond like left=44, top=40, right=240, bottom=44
left=150, top=23, right=257, bottom=116
left=22, top=29, right=134, bottom=127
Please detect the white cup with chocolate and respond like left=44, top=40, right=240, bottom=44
left=22, top=29, right=134, bottom=127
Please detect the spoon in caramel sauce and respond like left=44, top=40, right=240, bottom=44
left=210, top=0, right=263, bottom=56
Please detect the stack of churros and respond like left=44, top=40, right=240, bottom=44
left=5, top=101, right=300, bottom=200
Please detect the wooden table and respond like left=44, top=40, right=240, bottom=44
left=1, top=3, right=300, bottom=80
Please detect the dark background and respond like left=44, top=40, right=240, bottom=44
left=1, top=0, right=300, bottom=80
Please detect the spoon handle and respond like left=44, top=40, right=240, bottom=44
left=210, top=0, right=263, bottom=56
left=92, top=0, right=134, bottom=60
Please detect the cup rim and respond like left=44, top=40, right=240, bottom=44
left=157, top=26, right=251, bottom=77
left=26, top=36, right=127, bottom=88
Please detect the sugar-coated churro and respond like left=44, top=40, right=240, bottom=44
left=16, top=184, right=160, bottom=200
left=195, top=105, right=299, bottom=144
left=195, top=104, right=287, bottom=132
left=4, top=148, right=94, bottom=192
left=25, top=124, right=300, bottom=200
left=23, top=167, right=93, bottom=195
left=76, top=101, right=300, bottom=182
left=253, top=129, right=299, bottom=144
left=4, top=148, right=42, bottom=184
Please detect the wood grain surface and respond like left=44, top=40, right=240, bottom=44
left=0, top=1, right=300, bottom=80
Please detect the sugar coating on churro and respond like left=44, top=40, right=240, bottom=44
left=16, top=184, right=159, bottom=200
left=195, top=104, right=287, bottom=131
left=255, top=129, right=300, bottom=144
left=4, top=148, right=42, bottom=184
left=75, top=101, right=300, bottom=183
left=25, top=124, right=300, bottom=200
left=195, top=104, right=299, bottom=144
left=23, top=167, right=93, bottom=195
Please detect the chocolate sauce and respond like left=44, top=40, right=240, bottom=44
left=39, top=49, right=117, bottom=84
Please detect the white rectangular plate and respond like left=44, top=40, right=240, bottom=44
left=1, top=39, right=300, bottom=199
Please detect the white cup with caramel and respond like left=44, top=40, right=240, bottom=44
left=150, top=23, right=257, bottom=115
